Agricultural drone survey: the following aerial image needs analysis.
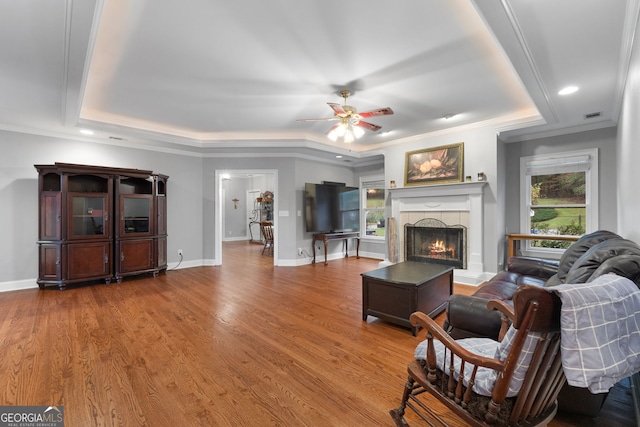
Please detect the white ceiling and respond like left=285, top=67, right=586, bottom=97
left=1, top=0, right=637, bottom=162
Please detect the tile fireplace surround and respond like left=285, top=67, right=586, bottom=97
left=387, top=182, right=487, bottom=285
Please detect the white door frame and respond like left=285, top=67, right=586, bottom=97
left=214, top=169, right=278, bottom=266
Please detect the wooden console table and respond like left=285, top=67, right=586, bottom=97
left=507, top=233, right=579, bottom=257
left=312, top=232, right=360, bottom=265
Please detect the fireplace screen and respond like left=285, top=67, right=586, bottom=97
left=405, top=218, right=467, bottom=269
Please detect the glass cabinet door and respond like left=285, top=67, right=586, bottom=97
left=121, top=195, right=152, bottom=236
left=69, top=194, right=109, bottom=239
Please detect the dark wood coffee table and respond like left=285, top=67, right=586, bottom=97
left=361, top=261, right=453, bottom=335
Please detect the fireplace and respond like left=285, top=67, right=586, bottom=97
left=389, top=182, right=485, bottom=284
left=405, top=218, right=467, bottom=269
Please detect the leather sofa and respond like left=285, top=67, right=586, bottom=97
left=442, top=230, right=640, bottom=416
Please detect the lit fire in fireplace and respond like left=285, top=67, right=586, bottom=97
left=424, top=239, right=456, bottom=258
left=405, top=220, right=466, bottom=269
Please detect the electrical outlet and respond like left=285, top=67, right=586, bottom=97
left=178, top=249, right=183, bottom=256
left=297, top=248, right=303, bottom=256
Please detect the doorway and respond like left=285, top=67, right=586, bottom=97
left=214, top=169, right=278, bottom=266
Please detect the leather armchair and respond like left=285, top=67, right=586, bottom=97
left=442, top=230, right=640, bottom=417
left=445, top=257, right=558, bottom=339
left=444, top=230, right=640, bottom=340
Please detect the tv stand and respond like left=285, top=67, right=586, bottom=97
left=312, top=232, right=360, bottom=265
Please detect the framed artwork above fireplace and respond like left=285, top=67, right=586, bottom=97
left=404, top=142, right=464, bottom=186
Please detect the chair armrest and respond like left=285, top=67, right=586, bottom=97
left=507, top=256, right=559, bottom=279
left=411, top=312, right=504, bottom=371
left=444, top=294, right=503, bottom=340
left=487, top=300, right=514, bottom=341
left=487, top=299, right=515, bottom=321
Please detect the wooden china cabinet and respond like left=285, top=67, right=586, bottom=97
left=35, top=163, right=168, bottom=289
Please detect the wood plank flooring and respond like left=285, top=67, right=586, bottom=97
left=0, top=241, right=635, bottom=426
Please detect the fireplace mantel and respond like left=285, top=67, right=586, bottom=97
left=389, top=181, right=486, bottom=199
left=388, top=181, right=487, bottom=285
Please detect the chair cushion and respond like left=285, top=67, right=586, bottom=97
left=564, top=239, right=640, bottom=284
left=493, top=326, right=543, bottom=396
left=414, top=326, right=542, bottom=398
left=555, top=230, right=621, bottom=282
left=473, top=271, right=520, bottom=300
left=589, top=254, right=640, bottom=286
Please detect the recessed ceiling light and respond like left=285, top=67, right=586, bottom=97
left=80, top=129, right=94, bottom=135
left=336, top=155, right=343, bottom=159
left=558, top=86, right=579, bottom=95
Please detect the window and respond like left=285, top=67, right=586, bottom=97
left=520, top=149, right=598, bottom=251
left=360, top=177, right=385, bottom=239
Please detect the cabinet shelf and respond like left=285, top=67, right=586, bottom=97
left=35, top=163, right=168, bottom=289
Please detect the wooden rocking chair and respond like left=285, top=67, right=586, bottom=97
left=390, top=285, right=565, bottom=427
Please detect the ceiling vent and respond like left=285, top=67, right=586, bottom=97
left=584, top=112, right=601, bottom=119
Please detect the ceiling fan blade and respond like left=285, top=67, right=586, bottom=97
left=328, top=102, right=346, bottom=115
left=296, top=117, right=340, bottom=122
left=358, top=107, right=394, bottom=118
left=357, top=120, right=382, bottom=132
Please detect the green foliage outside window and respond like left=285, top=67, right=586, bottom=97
left=365, top=188, right=385, bottom=237
left=529, top=172, right=586, bottom=249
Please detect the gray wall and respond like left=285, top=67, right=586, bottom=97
left=0, top=130, right=204, bottom=286
left=503, top=127, right=618, bottom=237
left=617, top=19, right=640, bottom=243
left=1, top=117, right=634, bottom=290
left=201, top=156, right=368, bottom=266
left=381, top=125, right=503, bottom=274
left=221, top=174, right=272, bottom=241
left=1, top=133, right=373, bottom=288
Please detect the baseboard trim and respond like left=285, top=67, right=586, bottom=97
left=453, top=269, right=491, bottom=286
left=0, top=279, right=39, bottom=293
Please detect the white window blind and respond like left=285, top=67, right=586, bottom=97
left=525, top=154, right=591, bottom=175
left=362, top=179, right=385, bottom=188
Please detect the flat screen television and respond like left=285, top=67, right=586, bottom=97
left=304, top=182, right=360, bottom=233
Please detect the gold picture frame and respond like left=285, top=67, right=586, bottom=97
left=404, top=143, right=464, bottom=186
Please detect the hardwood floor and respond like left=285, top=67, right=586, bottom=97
left=0, top=241, right=635, bottom=426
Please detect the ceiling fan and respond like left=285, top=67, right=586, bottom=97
left=297, top=90, right=394, bottom=143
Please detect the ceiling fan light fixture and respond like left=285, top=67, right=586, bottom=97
left=301, top=89, right=393, bottom=143
left=343, top=131, right=355, bottom=144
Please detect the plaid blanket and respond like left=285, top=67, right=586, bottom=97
left=550, top=274, right=640, bottom=393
